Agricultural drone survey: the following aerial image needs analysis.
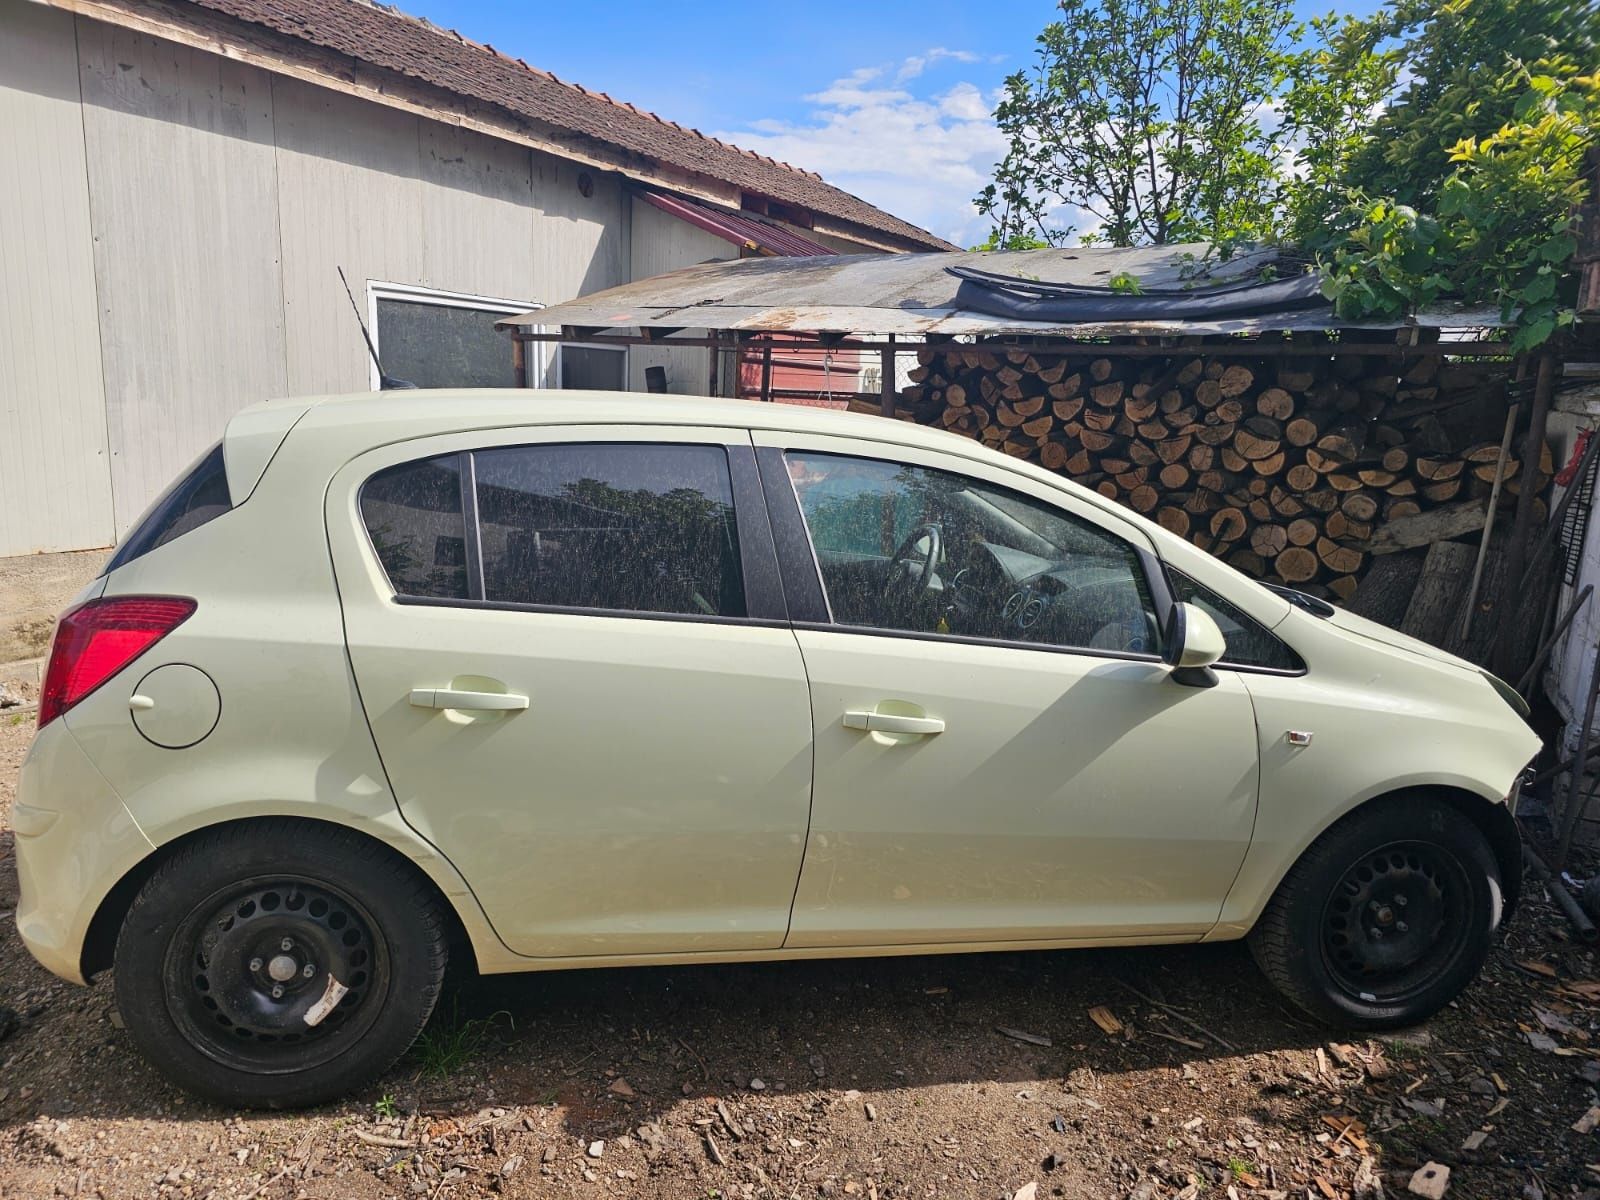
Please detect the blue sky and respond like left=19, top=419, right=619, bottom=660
left=405, top=1, right=1386, bottom=248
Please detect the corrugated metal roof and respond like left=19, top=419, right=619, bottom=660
left=499, top=244, right=1506, bottom=339
left=639, top=192, right=836, bottom=258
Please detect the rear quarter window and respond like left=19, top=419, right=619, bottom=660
left=359, top=455, right=470, bottom=600
left=105, top=443, right=232, bottom=572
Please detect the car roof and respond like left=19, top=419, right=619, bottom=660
left=254, top=386, right=1156, bottom=533
left=283, top=387, right=974, bottom=449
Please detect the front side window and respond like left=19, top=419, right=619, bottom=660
left=359, top=456, right=469, bottom=600
left=475, top=443, right=744, bottom=617
left=787, top=451, right=1160, bottom=655
left=1169, top=570, right=1305, bottom=671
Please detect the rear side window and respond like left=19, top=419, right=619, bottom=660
left=474, top=443, right=744, bottom=617
left=106, top=443, right=232, bottom=573
left=359, top=455, right=469, bottom=600
left=1169, top=569, right=1304, bottom=671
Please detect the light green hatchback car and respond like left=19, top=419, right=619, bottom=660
left=15, top=390, right=1539, bottom=1108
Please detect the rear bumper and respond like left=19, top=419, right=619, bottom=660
left=13, top=723, right=153, bottom=984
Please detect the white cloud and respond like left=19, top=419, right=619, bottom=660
left=938, top=82, right=992, bottom=122
left=896, top=47, right=984, bottom=83
left=713, top=55, right=1012, bottom=248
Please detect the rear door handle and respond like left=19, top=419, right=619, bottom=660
left=409, top=688, right=529, bottom=712
left=843, top=710, right=945, bottom=735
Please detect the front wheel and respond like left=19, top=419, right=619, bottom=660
left=114, top=820, right=448, bottom=1108
left=1248, top=796, right=1502, bottom=1028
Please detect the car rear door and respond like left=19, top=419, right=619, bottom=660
left=326, top=425, right=813, bottom=959
left=752, top=431, right=1261, bottom=948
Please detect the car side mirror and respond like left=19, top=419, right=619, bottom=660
left=1163, top=602, right=1225, bottom=688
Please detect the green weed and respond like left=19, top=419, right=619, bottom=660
left=410, top=1002, right=512, bottom=1079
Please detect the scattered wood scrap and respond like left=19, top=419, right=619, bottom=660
left=996, top=1025, right=1053, bottom=1047
left=1087, top=1006, right=1125, bottom=1037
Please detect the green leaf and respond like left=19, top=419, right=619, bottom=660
left=1539, top=233, right=1578, bottom=263
left=1513, top=314, right=1558, bottom=351
left=1521, top=272, right=1558, bottom=303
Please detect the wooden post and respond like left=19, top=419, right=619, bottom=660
left=1460, top=402, right=1519, bottom=640
left=706, top=336, right=719, bottom=398
left=760, top=341, right=773, bottom=402
left=1493, top=354, right=1555, bottom=668
left=879, top=335, right=896, bottom=418
left=511, top=335, right=527, bottom=389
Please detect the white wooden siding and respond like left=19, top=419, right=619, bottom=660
left=628, top=197, right=733, bottom=395
left=0, top=7, right=672, bottom=559
left=0, top=0, right=114, bottom=555
left=76, top=21, right=289, bottom=534
left=273, top=81, right=425, bottom=397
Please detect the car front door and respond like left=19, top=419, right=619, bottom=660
left=327, top=426, right=813, bottom=959
left=753, top=432, right=1262, bottom=948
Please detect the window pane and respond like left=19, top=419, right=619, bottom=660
left=1169, top=570, right=1304, bottom=670
left=787, top=452, right=1160, bottom=654
left=560, top=346, right=627, bottom=391
left=360, top=455, right=469, bottom=599
left=107, top=443, right=232, bottom=572
left=476, top=443, right=743, bottom=617
left=375, top=299, right=516, bottom=389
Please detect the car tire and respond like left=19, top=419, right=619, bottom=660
left=1248, top=795, right=1502, bottom=1029
left=113, top=819, right=448, bottom=1109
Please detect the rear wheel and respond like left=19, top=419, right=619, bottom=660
left=114, top=821, right=447, bottom=1108
left=1248, top=796, right=1502, bottom=1028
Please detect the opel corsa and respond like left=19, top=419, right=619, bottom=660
left=15, top=390, right=1540, bottom=1107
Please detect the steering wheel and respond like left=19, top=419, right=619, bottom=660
left=883, top=522, right=945, bottom=600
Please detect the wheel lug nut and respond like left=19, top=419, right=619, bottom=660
left=1397, top=921, right=1409, bottom=933
left=249, top=958, right=263, bottom=972
left=302, top=964, right=316, bottom=979
left=270, top=984, right=284, bottom=999
left=1369, top=928, right=1384, bottom=940
left=280, top=938, right=293, bottom=951
left=1395, top=895, right=1408, bottom=906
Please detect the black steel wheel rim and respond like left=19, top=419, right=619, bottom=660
left=1319, top=839, right=1473, bottom=1005
left=162, top=875, right=390, bottom=1075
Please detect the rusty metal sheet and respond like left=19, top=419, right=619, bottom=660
left=497, top=245, right=1507, bottom=338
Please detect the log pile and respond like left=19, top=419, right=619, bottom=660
left=892, top=344, right=1547, bottom=601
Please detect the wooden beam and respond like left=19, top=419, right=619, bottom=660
left=1352, top=500, right=1500, bottom=555
left=879, top=336, right=896, bottom=418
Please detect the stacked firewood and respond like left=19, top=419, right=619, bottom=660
left=893, top=345, right=1548, bottom=600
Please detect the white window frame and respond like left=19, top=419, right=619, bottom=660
left=365, top=280, right=544, bottom=390
left=554, top=340, right=631, bottom=392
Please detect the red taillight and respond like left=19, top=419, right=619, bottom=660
left=38, top=597, right=197, bottom=728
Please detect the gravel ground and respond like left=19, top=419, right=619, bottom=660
left=2, top=711, right=1599, bottom=1200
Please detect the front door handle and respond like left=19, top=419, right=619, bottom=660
left=843, top=710, right=945, bottom=735
left=410, top=688, right=529, bottom=712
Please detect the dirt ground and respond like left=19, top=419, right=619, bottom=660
left=3, top=713, right=1600, bottom=1200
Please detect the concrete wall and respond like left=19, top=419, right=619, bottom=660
left=0, top=0, right=630, bottom=557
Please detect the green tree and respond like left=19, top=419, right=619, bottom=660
left=967, top=229, right=1052, bottom=252
left=1336, top=0, right=1600, bottom=208
left=1283, top=0, right=1599, bottom=348
left=976, top=0, right=1296, bottom=248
